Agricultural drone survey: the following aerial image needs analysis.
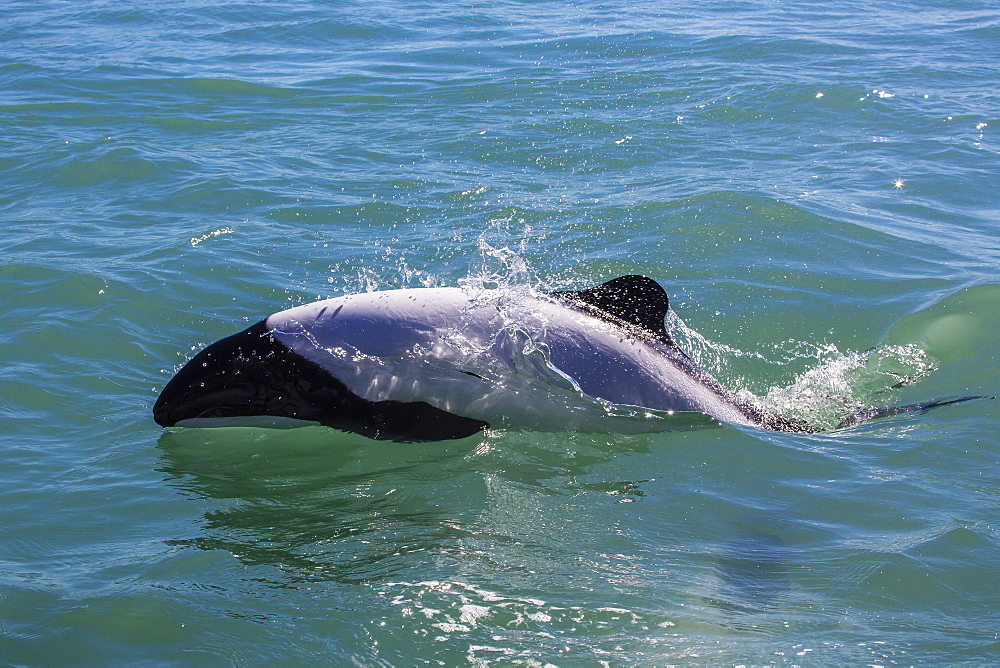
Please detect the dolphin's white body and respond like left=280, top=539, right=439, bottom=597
left=267, top=287, right=755, bottom=432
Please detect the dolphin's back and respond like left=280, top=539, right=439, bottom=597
left=266, top=284, right=767, bottom=431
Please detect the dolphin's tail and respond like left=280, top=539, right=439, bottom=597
left=835, top=395, right=989, bottom=429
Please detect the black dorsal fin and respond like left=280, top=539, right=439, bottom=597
left=551, top=275, right=673, bottom=344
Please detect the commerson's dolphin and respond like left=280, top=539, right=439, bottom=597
left=154, top=275, right=825, bottom=439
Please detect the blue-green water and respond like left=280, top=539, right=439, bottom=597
left=2, top=0, right=998, bottom=664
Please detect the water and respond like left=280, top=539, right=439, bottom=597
left=2, top=0, right=998, bottom=663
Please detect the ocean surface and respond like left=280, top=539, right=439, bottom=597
left=2, top=0, right=998, bottom=664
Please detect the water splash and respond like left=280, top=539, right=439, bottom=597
left=459, top=215, right=539, bottom=296
left=754, top=344, right=937, bottom=430
left=665, top=307, right=939, bottom=430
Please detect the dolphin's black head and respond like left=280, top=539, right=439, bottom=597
left=153, top=320, right=344, bottom=428
left=153, top=320, right=488, bottom=441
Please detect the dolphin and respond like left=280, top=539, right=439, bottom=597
left=153, top=275, right=818, bottom=439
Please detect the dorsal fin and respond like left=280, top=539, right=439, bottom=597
left=551, top=275, right=673, bottom=345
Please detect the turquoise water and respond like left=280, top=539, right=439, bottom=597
left=2, top=0, right=998, bottom=663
